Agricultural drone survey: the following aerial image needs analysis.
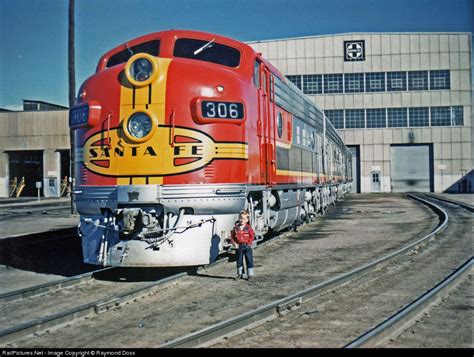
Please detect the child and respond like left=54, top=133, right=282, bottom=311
left=230, top=210, right=255, bottom=280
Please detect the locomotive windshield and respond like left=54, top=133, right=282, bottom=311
left=173, top=38, right=240, bottom=67
left=106, top=40, right=160, bottom=68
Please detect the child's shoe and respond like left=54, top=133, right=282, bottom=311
left=234, top=267, right=243, bottom=280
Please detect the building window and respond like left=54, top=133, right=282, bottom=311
left=408, top=71, right=428, bottom=91
left=325, top=110, right=344, bottom=129
left=366, top=108, right=386, bottom=128
left=345, top=109, right=365, bottom=128
left=430, top=70, right=450, bottom=90
left=409, top=107, right=429, bottom=127
left=431, top=106, right=451, bottom=126
left=387, top=108, right=408, bottom=127
left=286, top=75, right=302, bottom=90
left=303, top=74, right=323, bottom=94
left=387, top=71, right=407, bottom=91
left=365, top=72, right=385, bottom=92
left=451, top=106, right=464, bottom=126
left=344, top=73, right=364, bottom=93
left=324, top=74, right=343, bottom=94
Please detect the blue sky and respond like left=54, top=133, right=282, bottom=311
left=0, top=0, right=472, bottom=110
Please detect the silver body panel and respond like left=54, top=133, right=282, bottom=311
left=75, top=182, right=349, bottom=267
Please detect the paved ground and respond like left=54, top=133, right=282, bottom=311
left=437, top=193, right=473, bottom=206
left=3, top=193, right=454, bottom=348
left=0, top=198, right=78, bottom=239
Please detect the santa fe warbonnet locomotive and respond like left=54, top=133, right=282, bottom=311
left=69, top=30, right=352, bottom=267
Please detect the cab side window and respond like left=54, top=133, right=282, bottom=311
left=253, top=60, right=260, bottom=88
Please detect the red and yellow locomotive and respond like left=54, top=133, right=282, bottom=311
left=70, top=30, right=352, bottom=267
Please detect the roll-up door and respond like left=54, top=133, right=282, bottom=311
left=391, top=145, right=432, bottom=192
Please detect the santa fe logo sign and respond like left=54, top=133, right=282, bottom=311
left=344, top=40, right=365, bottom=61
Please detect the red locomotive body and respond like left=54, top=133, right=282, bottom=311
left=70, top=30, right=352, bottom=266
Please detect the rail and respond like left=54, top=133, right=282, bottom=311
left=423, top=193, right=474, bottom=212
left=0, top=267, right=114, bottom=304
left=344, top=257, right=473, bottom=348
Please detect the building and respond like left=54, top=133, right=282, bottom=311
left=0, top=33, right=472, bottom=197
left=0, top=100, right=70, bottom=198
left=248, top=32, right=473, bottom=193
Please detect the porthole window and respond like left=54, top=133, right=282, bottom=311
left=277, top=113, right=283, bottom=138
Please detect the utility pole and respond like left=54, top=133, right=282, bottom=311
left=68, top=0, right=76, bottom=214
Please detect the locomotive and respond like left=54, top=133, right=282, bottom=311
left=69, top=30, right=352, bottom=267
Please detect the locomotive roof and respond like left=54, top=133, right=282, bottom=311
left=96, top=29, right=282, bottom=79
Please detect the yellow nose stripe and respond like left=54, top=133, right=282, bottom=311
left=118, top=58, right=172, bottom=185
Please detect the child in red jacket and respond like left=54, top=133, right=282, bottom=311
left=231, top=210, right=255, bottom=280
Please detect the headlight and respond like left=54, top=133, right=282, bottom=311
left=132, top=58, right=152, bottom=81
left=123, top=110, right=157, bottom=142
left=124, top=53, right=158, bottom=87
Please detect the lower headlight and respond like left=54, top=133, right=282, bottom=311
left=124, top=110, right=157, bottom=142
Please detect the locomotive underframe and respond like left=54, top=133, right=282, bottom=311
left=75, top=182, right=351, bottom=267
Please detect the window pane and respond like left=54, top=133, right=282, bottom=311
left=344, top=73, right=364, bottom=93
left=345, top=109, right=365, bottom=128
left=430, top=70, right=450, bottom=90
left=387, top=72, right=407, bottom=91
left=366, top=72, right=385, bottom=92
left=303, top=74, right=322, bottom=94
left=409, top=107, right=429, bottom=127
left=324, top=74, right=343, bottom=94
left=431, top=106, right=451, bottom=126
left=408, top=71, right=428, bottom=90
left=286, top=75, right=302, bottom=90
left=173, top=38, right=240, bottom=67
left=254, top=61, right=260, bottom=88
left=366, top=108, right=386, bottom=128
left=107, top=40, right=160, bottom=68
left=325, top=109, right=344, bottom=129
left=387, top=108, right=408, bottom=127
left=451, top=106, right=464, bottom=126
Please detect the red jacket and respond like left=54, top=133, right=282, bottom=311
left=230, top=223, right=255, bottom=245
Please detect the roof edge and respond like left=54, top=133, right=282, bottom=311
left=246, top=31, right=473, bottom=44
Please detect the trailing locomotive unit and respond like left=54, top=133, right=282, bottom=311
left=70, top=30, right=352, bottom=267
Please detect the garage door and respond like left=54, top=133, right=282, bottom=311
left=8, top=150, right=44, bottom=197
left=391, top=145, right=432, bottom=192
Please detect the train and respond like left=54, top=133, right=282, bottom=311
left=69, top=30, right=352, bottom=267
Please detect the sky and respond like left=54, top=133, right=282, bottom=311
left=0, top=0, right=472, bottom=110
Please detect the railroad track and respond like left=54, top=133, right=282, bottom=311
left=2, top=193, right=469, bottom=348
left=159, top=193, right=471, bottom=348
left=0, top=204, right=71, bottom=221
left=345, top=257, right=472, bottom=348
left=0, top=221, right=296, bottom=345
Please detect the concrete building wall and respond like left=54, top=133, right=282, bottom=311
left=249, top=33, right=473, bottom=193
left=0, top=110, right=69, bottom=197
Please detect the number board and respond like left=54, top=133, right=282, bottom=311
left=201, top=101, right=244, bottom=119
left=69, top=105, right=89, bottom=127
